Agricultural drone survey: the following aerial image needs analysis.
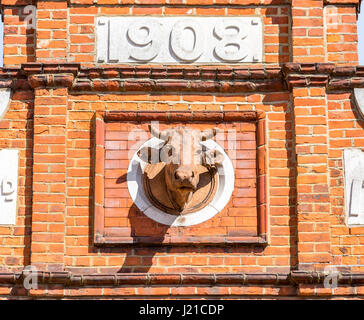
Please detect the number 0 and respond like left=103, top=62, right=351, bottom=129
left=170, top=20, right=204, bottom=62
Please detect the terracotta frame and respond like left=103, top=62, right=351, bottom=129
left=94, top=111, right=267, bottom=246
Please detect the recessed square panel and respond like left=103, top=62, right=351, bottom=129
left=94, top=111, right=267, bottom=245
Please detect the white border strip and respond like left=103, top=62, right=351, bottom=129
left=354, top=88, right=364, bottom=119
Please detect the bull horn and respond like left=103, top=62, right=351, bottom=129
left=200, top=128, right=219, bottom=141
left=149, top=124, right=169, bottom=141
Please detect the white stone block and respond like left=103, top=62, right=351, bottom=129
left=0, top=88, right=11, bottom=120
left=96, top=17, right=263, bottom=64
left=344, top=148, right=364, bottom=226
left=354, top=88, right=364, bottom=119
left=0, top=149, right=19, bottom=225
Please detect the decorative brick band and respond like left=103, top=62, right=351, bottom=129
left=78, top=66, right=282, bottom=80
left=73, top=65, right=284, bottom=93
left=28, top=74, right=75, bottom=89
left=283, top=63, right=364, bottom=76
left=285, top=75, right=330, bottom=89
left=102, top=110, right=260, bottom=123
left=0, top=63, right=363, bottom=92
left=0, top=69, right=31, bottom=90
left=328, top=78, right=364, bottom=90
left=283, top=63, right=364, bottom=90
left=22, top=63, right=80, bottom=76
left=73, top=79, right=284, bottom=93
left=0, top=271, right=364, bottom=286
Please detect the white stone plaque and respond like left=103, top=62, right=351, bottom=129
left=344, top=148, right=364, bottom=226
left=354, top=88, right=364, bottom=119
left=0, top=88, right=11, bottom=120
left=0, top=149, right=19, bottom=225
left=96, top=17, right=263, bottom=64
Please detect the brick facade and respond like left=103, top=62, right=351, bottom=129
left=0, top=0, right=364, bottom=299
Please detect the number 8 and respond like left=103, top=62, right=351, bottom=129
left=214, top=20, right=248, bottom=62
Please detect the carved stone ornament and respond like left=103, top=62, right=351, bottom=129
left=127, top=125, right=234, bottom=227
left=142, top=163, right=218, bottom=215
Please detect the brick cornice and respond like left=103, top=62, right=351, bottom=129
left=0, top=68, right=30, bottom=90
left=283, top=63, right=364, bottom=90
left=101, top=110, right=261, bottom=123
left=23, top=63, right=79, bottom=89
left=1, top=63, right=364, bottom=92
left=28, top=73, right=75, bottom=89
left=21, top=63, right=80, bottom=76
left=74, top=65, right=284, bottom=93
left=1, top=271, right=364, bottom=286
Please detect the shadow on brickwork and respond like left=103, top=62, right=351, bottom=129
left=3, top=7, right=36, bottom=63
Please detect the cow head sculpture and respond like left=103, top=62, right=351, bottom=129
left=137, top=125, right=225, bottom=213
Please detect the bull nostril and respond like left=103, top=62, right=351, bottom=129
left=191, top=171, right=194, bottom=178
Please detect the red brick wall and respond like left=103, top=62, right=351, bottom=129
left=0, top=0, right=363, bottom=299
left=4, top=1, right=292, bottom=66
left=65, top=93, right=292, bottom=274
left=327, top=92, right=364, bottom=271
left=325, top=5, right=359, bottom=65
left=2, top=5, right=36, bottom=65
left=2, top=1, right=359, bottom=66
left=0, top=73, right=33, bottom=271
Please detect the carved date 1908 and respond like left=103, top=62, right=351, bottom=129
left=97, top=17, right=263, bottom=64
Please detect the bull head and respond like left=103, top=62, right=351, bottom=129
left=137, top=125, right=224, bottom=213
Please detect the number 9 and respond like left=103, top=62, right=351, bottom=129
left=127, top=21, right=162, bottom=62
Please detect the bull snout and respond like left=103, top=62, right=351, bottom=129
left=174, top=168, right=197, bottom=189
left=174, top=170, right=194, bottom=182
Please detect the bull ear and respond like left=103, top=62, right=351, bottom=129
left=200, top=128, right=220, bottom=141
left=137, top=147, right=160, bottom=164
left=203, top=149, right=225, bottom=167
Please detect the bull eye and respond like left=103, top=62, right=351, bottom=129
left=174, top=172, right=179, bottom=180
left=191, top=171, right=195, bottom=178
left=168, top=148, right=173, bottom=157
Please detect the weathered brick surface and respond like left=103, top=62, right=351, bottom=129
left=0, top=0, right=363, bottom=298
left=327, top=92, right=364, bottom=271
left=0, top=88, right=33, bottom=272
left=66, top=93, right=292, bottom=273
left=2, top=6, right=36, bottom=65
left=293, top=87, right=331, bottom=270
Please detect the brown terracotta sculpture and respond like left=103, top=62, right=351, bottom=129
left=138, top=125, right=225, bottom=214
